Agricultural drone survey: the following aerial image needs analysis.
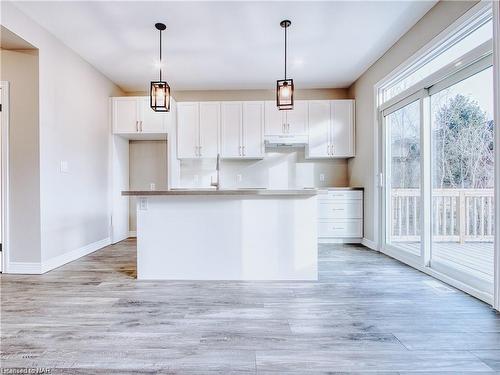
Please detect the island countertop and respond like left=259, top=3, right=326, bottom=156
left=122, top=188, right=318, bottom=196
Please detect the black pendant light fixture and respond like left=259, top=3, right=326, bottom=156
left=276, top=19, right=294, bottom=110
left=150, top=22, right=171, bottom=112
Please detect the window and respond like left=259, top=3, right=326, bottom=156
left=381, top=6, right=493, bottom=105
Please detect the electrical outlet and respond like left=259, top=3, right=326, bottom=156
left=236, top=174, right=243, bottom=182
left=139, top=198, right=148, bottom=210
left=150, top=183, right=156, bottom=191
left=319, top=173, right=325, bottom=182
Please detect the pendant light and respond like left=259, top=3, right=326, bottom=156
left=150, top=22, right=171, bottom=112
left=276, top=19, right=294, bottom=110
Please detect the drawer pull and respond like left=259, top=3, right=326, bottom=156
left=332, top=227, right=345, bottom=230
left=331, top=208, right=345, bottom=211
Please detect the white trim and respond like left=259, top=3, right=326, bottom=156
left=0, top=82, right=10, bottom=274
left=493, top=0, right=500, bottom=312
left=41, top=237, right=111, bottom=273
left=318, top=238, right=361, bottom=244
left=128, top=231, right=137, bottom=238
left=380, top=246, right=493, bottom=305
left=7, top=262, right=42, bottom=274
left=361, top=237, right=378, bottom=251
left=6, top=237, right=111, bottom=274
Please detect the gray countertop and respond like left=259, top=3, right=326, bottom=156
left=319, top=187, right=364, bottom=191
left=122, top=188, right=318, bottom=196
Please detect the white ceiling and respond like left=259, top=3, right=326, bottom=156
left=13, top=1, right=436, bottom=92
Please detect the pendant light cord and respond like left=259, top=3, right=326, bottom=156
left=159, top=29, right=162, bottom=81
left=284, top=25, right=287, bottom=80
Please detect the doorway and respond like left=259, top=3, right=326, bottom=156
left=0, top=81, right=9, bottom=272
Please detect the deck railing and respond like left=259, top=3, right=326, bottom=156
left=391, top=188, right=494, bottom=243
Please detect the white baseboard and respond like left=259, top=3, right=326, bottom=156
left=318, top=238, right=362, bottom=244
left=41, top=237, right=111, bottom=273
left=7, top=262, right=42, bottom=274
left=128, top=231, right=137, bottom=238
left=361, top=238, right=378, bottom=251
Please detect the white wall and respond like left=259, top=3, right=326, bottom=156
left=0, top=48, right=41, bottom=264
left=1, top=2, right=124, bottom=269
left=129, top=140, right=168, bottom=232
left=347, top=0, right=477, bottom=244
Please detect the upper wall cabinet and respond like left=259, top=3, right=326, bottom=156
left=112, top=97, right=171, bottom=137
left=221, top=101, right=265, bottom=159
left=306, top=99, right=355, bottom=159
left=177, top=102, right=220, bottom=159
left=264, top=100, right=307, bottom=136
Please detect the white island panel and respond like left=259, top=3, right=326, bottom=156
left=136, top=195, right=317, bottom=280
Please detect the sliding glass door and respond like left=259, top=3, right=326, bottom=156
left=381, top=61, right=494, bottom=297
left=384, top=100, right=422, bottom=258
left=429, top=66, right=494, bottom=293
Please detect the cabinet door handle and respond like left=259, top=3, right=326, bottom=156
left=239, top=146, right=242, bottom=156
left=327, top=144, right=330, bottom=155
left=287, top=123, right=290, bottom=133
left=242, top=146, right=246, bottom=156
left=330, top=144, right=334, bottom=156
left=282, top=123, right=285, bottom=134
left=139, top=120, right=143, bottom=132
left=136, top=120, right=139, bottom=132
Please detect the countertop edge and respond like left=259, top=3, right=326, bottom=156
left=122, top=189, right=318, bottom=196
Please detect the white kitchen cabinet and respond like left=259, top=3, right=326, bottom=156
left=199, top=102, right=220, bottom=158
left=306, top=99, right=355, bottom=158
left=177, top=102, right=219, bottom=159
left=177, top=102, right=199, bottom=159
left=264, top=100, right=307, bottom=136
left=112, top=96, right=169, bottom=136
left=286, top=100, right=308, bottom=135
left=331, top=100, right=355, bottom=157
left=113, top=98, right=138, bottom=133
left=221, top=101, right=264, bottom=159
left=139, top=97, right=167, bottom=133
left=307, top=100, right=331, bottom=158
left=221, top=102, right=242, bottom=158
left=242, top=102, right=264, bottom=158
left=317, top=189, right=363, bottom=243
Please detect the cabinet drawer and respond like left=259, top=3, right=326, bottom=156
left=318, top=201, right=362, bottom=219
left=319, top=219, right=363, bottom=238
left=318, top=190, right=362, bottom=201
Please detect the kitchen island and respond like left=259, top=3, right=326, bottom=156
left=122, top=189, right=318, bottom=280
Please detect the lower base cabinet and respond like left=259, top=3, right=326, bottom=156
left=318, top=189, right=363, bottom=243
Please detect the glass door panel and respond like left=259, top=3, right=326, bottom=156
left=385, top=100, right=422, bottom=256
left=430, top=67, right=494, bottom=292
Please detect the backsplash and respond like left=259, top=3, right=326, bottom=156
left=179, top=148, right=348, bottom=188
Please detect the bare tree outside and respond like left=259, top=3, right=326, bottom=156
left=432, top=94, right=494, bottom=189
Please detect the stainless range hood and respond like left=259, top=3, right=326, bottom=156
left=264, top=134, right=308, bottom=148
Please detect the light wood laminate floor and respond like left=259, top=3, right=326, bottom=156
left=1, top=239, right=500, bottom=374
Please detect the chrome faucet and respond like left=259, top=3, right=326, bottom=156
left=211, top=153, right=221, bottom=190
